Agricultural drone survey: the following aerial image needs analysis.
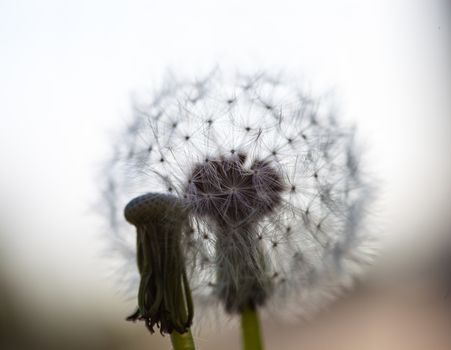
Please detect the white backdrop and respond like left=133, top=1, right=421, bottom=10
left=0, top=0, right=449, bottom=314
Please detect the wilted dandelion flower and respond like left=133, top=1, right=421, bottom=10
left=123, top=193, right=193, bottom=334
left=105, top=71, right=375, bottom=325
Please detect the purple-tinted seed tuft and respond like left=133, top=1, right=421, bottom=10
left=185, top=154, right=284, bottom=226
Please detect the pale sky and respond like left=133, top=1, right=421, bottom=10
left=0, top=0, right=450, bottom=313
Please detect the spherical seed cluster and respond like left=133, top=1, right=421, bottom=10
left=105, top=71, right=375, bottom=319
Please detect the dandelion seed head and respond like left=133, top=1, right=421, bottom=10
left=105, top=70, right=376, bottom=321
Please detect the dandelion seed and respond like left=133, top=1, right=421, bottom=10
left=105, top=71, right=375, bottom=325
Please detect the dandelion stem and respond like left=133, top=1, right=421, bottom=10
left=241, top=306, right=264, bottom=350
left=170, top=329, right=196, bottom=350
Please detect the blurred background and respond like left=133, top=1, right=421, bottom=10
left=0, top=0, right=450, bottom=349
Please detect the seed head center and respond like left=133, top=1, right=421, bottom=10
left=185, top=153, right=285, bottom=225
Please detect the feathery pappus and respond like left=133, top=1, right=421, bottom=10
left=103, top=70, right=376, bottom=333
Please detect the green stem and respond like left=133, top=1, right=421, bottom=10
left=241, top=307, right=264, bottom=350
left=170, top=329, right=196, bottom=350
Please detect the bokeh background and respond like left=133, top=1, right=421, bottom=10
left=0, top=0, right=450, bottom=349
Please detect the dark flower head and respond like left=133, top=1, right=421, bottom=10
left=124, top=193, right=193, bottom=335
left=186, top=153, right=285, bottom=226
